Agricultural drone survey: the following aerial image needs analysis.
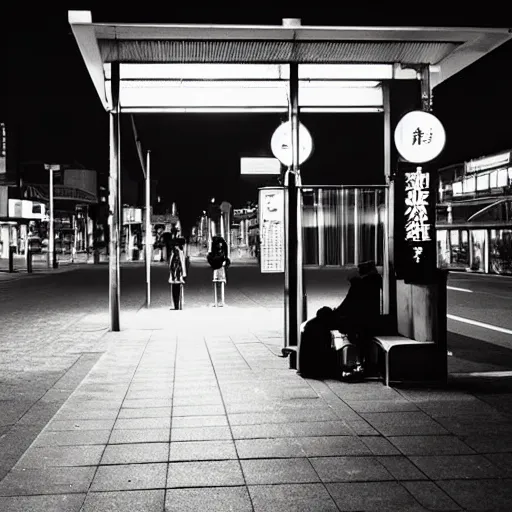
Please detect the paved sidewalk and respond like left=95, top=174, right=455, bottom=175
left=0, top=274, right=512, bottom=510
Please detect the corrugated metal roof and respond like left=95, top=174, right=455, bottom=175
left=99, top=39, right=457, bottom=64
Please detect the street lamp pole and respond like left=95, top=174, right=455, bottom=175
left=45, top=164, right=60, bottom=268
left=145, top=150, right=151, bottom=308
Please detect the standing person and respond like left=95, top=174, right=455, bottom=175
left=168, top=237, right=187, bottom=310
left=207, top=235, right=230, bottom=307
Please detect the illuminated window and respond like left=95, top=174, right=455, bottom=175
left=453, top=181, right=463, bottom=195
left=463, top=176, right=475, bottom=193
left=489, top=170, right=498, bottom=188
left=497, top=169, right=508, bottom=187
left=476, top=174, right=489, bottom=191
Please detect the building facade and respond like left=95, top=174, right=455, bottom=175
left=436, top=149, right=512, bottom=275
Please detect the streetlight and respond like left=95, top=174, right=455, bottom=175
left=44, top=164, right=60, bottom=268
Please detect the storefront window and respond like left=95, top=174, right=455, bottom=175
left=437, top=230, right=449, bottom=268
left=448, top=229, right=469, bottom=269
left=470, top=230, right=486, bottom=272
left=490, top=229, right=512, bottom=275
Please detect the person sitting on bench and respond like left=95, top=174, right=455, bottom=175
left=332, top=260, right=382, bottom=370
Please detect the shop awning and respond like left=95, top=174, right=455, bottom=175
left=69, top=11, right=511, bottom=113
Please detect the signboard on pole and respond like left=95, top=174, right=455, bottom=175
left=259, top=187, right=285, bottom=273
left=394, top=110, right=446, bottom=164
left=394, top=163, right=437, bottom=284
left=271, top=121, right=313, bottom=167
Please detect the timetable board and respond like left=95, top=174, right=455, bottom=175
left=258, top=187, right=285, bottom=273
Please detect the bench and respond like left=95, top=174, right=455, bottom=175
left=372, top=335, right=435, bottom=387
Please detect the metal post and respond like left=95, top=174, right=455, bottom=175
left=49, top=166, right=54, bottom=269
left=145, top=150, right=151, bottom=308
left=109, top=61, right=121, bottom=331
left=382, top=83, right=393, bottom=316
left=354, top=188, right=360, bottom=266
left=317, top=188, right=325, bottom=266
left=285, top=61, right=302, bottom=350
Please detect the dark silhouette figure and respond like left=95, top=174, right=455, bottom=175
left=207, top=236, right=230, bottom=307
left=168, top=236, right=187, bottom=309
left=332, top=260, right=382, bottom=367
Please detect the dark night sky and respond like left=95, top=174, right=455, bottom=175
left=6, top=7, right=512, bottom=231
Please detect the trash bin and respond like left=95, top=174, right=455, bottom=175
left=93, top=249, right=100, bottom=264
left=132, top=248, right=139, bottom=261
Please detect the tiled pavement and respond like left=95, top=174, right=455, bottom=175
left=1, top=276, right=512, bottom=510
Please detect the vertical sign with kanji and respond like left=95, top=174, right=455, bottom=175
left=259, top=187, right=285, bottom=273
left=395, top=164, right=437, bottom=283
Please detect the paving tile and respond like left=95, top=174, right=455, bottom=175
left=375, top=456, right=428, bottom=480
left=438, top=479, right=512, bottom=510
left=109, top=429, right=170, bottom=444
left=297, top=436, right=371, bottom=457
left=231, top=423, right=291, bottom=440
left=361, top=436, right=401, bottom=455
left=310, top=456, right=393, bottom=483
left=53, top=409, right=119, bottom=421
left=122, top=398, right=172, bottom=408
left=410, top=454, right=503, bottom=480
left=327, top=481, right=426, bottom=512
left=171, top=415, right=228, bottom=428
left=165, top=486, right=252, bottom=512
left=483, top=452, right=512, bottom=475
left=167, top=460, right=244, bottom=487
left=117, top=407, right=172, bottom=419
left=45, top=419, right=116, bottom=431
left=235, top=438, right=305, bottom=458
left=286, top=421, right=354, bottom=437
left=172, top=405, right=225, bottom=416
left=173, top=395, right=223, bottom=406
left=361, top=412, right=449, bottom=436
left=389, top=435, right=475, bottom=455
left=32, top=429, right=111, bottom=447
left=435, top=417, right=512, bottom=437
left=241, top=458, right=319, bottom=485
left=345, top=420, right=379, bottom=436
left=403, top=481, right=462, bottom=511
left=80, top=490, right=165, bottom=512
left=169, top=440, right=237, bottom=461
left=345, top=400, right=419, bottom=413
left=124, top=391, right=173, bottom=400
left=0, top=466, right=96, bottom=496
left=113, top=417, right=171, bottom=430
left=249, top=483, right=339, bottom=512
left=0, top=494, right=85, bottom=512
left=100, top=443, right=169, bottom=464
left=15, top=445, right=105, bottom=469
left=462, top=433, right=512, bottom=453
left=90, top=463, right=167, bottom=491
left=171, top=426, right=232, bottom=441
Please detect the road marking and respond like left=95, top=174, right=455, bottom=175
left=452, top=371, right=512, bottom=378
left=447, top=314, right=512, bottom=335
left=447, top=286, right=473, bottom=293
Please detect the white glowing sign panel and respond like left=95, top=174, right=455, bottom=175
left=404, top=167, right=431, bottom=263
left=394, top=111, right=446, bottom=164
left=466, top=152, right=510, bottom=173
left=259, top=188, right=285, bottom=273
left=271, top=121, right=313, bottom=167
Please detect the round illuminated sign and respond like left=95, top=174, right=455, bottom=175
left=394, top=110, right=446, bottom=164
left=271, top=121, right=313, bottom=167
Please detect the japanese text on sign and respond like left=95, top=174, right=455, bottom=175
left=259, top=188, right=285, bottom=273
left=404, top=167, right=431, bottom=256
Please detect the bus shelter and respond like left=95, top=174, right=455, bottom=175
left=68, top=11, right=510, bottom=362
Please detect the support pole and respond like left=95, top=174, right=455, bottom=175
left=109, top=61, right=121, bottom=332
left=145, top=150, right=151, bottom=308
left=285, top=61, right=303, bottom=351
left=382, top=82, right=394, bottom=317
left=49, top=166, right=54, bottom=268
